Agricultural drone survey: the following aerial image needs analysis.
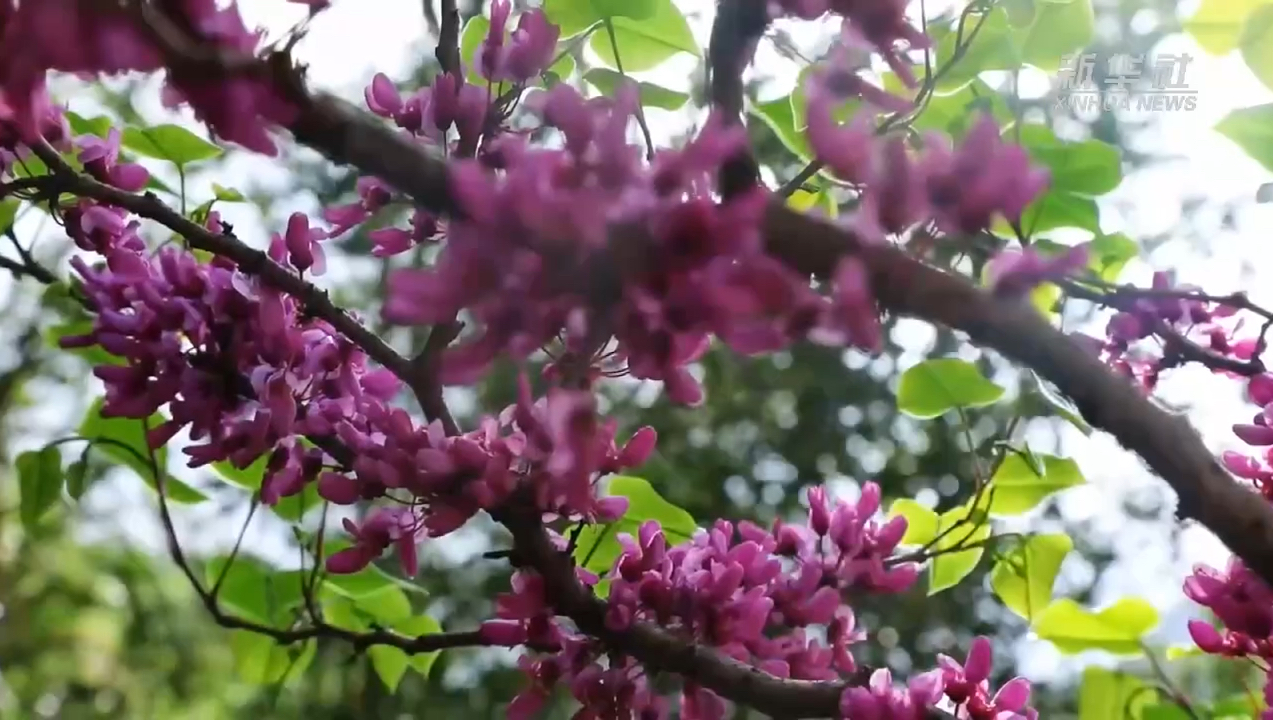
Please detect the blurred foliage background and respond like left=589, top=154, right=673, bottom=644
left=0, top=0, right=1261, bottom=718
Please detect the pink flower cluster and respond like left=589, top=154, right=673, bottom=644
left=58, top=184, right=654, bottom=576
left=480, top=486, right=1036, bottom=719
left=0, top=0, right=295, bottom=154
left=1185, top=559, right=1273, bottom=720
left=803, top=26, right=1049, bottom=244
left=1073, top=272, right=1243, bottom=392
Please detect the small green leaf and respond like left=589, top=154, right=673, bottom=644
left=1163, top=644, right=1206, bottom=661
left=369, top=646, right=410, bottom=692
left=751, top=95, right=812, bottom=162
left=121, top=124, right=222, bottom=167
left=459, top=15, right=492, bottom=84
left=1029, top=371, right=1093, bottom=435
left=212, top=454, right=267, bottom=491
left=988, top=453, right=1086, bottom=516
left=589, top=0, right=699, bottom=71
left=0, top=198, right=19, bottom=234
left=1017, top=193, right=1100, bottom=236
left=272, top=484, right=322, bottom=522
left=590, top=0, right=655, bottom=21
left=542, top=0, right=604, bottom=37
left=1017, top=0, right=1095, bottom=72
left=1217, top=103, right=1273, bottom=172
left=229, top=631, right=315, bottom=684
left=65, top=111, right=114, bottom=138
left=65, top=458, right=90, bottom=500
left=887, top=499, right=939, bottom=546
left=572, top=476, right=697, bottom=587
left=1078, top=667, right=1157, bottom=720
left=397, top=615, right=444, bottom=677
left=354, top=586, right=414, bottom=625
left=204, top=556, right=307, bottom=626
left=582, top=68, right=688, bottom=110
left=1034, top=597, right=1160, bottom=655
left=1241, top=5, right=1273, bottom=93
left=929, top=503, right=993, bottom=594
left=991, top=533, right=1072, bottom=622
left=1018, top=123, right=1122, bottom=196
left=1086, top=233, right=1139, bottom=283
left=212, top=183, right=246, bottom=202
left=896, top=358, right=1006, bottom=419
left=79, top=398, right=207, bottom=503
left=17, top=447, right=63, bottom=529
left=1184, top=0, right=1268, bottom=56
left=932, top=8, right=1021, bottom=91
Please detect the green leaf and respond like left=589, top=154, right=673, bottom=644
left=0, top=198, right=19, bottom=235
left=904, top=79, right=1015, bottom=139
left=1163, top=644, right=1205, bottom=661
left=46, top=320, right=126, bottom=367
left=354, top=586, right=414, bottom=625
left=271, top=484, right=322, bottom=522
left=212, top=454, right=267, bottom=491
left=932, top=8, right=1021, bottom=92
left=17, top=447, right=63, bottom=529
left=121, top=124, right=222, bottom=167
left=541, top=53, right=578, bottom=87
left=1005, top=122, right=1120, bottom=236
left=396, top=615, right=444, bottom=677
left=751, top=95, right=812, bottom=162
left=1029, top=371, right=1093, bottom=435
left=1078, top=667, right=1157, bottom=720
left=1018, top=123, right=1122, bottom=195
left=896, top=358, right=1006, bottom=419
left=1034, top=597, right=1160, bottom=654
left=212, top=183, right=246, bottom=202
left=887, top=499, right=939, bottom=546
left=543, top=0, right=604, bottom=37
left=929, top=503, right=993, bottom=594
left=1185, top=0, right=1269, bottom=56
left=1241, top=5, right=1273, bottom=92
left=988, top=453, right=1085, bottom=515
left=590, top=0, right=655, bottom=21
left=369, top=646, right=410, bottom=691
left=991, top=533, right=1072, bottom=622
left=589, top=0, right=699, bottom=71
left=1140, top=704, right=1193, bottom=720
left=572, top=476, right=697, bottom=582
left=1017, top=0, right=1095, bottom=72
left=583, top=68, right=688, bottom=110
left=459, top=15, right=492, bottom=84
left=65, top=458, right=90, bottom=500
left=1086, top=233, right=1139, bottom=283
left=78, top=398, right=207, bottom=503
left=229, top=631, right=315, bottom=684
left=785, top=183, right=838, bottom=218
left=204, top=556, right=306, bottom=626
left=65, top=111, right=114, bottom=138
left=1217, top=103, right=1273, bottom=172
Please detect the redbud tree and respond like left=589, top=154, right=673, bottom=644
left=4, top=0, right=1273, bottom=717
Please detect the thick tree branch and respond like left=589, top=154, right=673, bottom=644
left=706, top=0, right=768, bottom=199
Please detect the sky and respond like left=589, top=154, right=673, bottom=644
left=6, top=0, right=1273, bottom=692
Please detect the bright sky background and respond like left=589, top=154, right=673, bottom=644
left=8, top=0, right=1273, bottom=692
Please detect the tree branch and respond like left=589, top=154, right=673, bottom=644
left=706, top=0, right=768, bottom=199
